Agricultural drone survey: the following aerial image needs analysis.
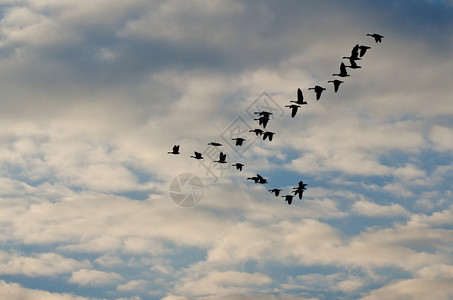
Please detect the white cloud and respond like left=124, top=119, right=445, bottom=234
left=68, top=269, right=122, bottom=286
left=116, top=280, right=147, bottom=292
left=353, top=200, right=408, bottom=217
left=0, top=280, right=88, bottom=300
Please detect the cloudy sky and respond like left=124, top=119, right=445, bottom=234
left=1, top=0, right=453, bottom=299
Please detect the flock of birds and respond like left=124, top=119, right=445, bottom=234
left=168, top=33, right=384, bottom=205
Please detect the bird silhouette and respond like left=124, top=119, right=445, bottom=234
left=247, top=175, right=259, bottom=183
left=232, top=137, right=246, bottom=146
left=214, top=152, right=227, bottom=163
left=254, top=111, right=273, bottom=118
left=290, top=88, right=307, bottom=105
left=367, top=33, right=383, bottom=43
left=190, top=151, right=203, bottom=159
left=232, top=163, right=244, bottom=171
left=269, top=188, right=281, bottom=196
left=168, top=145, right=180, bottom=155
left=292, top=181, right=307, bottom=200
left=208, top=142, right=222, bottom=146
left=327, top=79, right=344, bottom=93
left=308, top=85, right=326, bottom=101
left=343, top=44, right=361, bottom=61
left=358, top=45, right=371, bottom=57
left=254, top=115, right=270, bottom=128
left=332, top=62, right=350, bottom=78
left=256, top=174, right=268, bottom=184
left=281, top=194, right=294, bottom=205
left=249, top=129, right=264, bottom=136
left=263, top=131, right=275, bottom=141
left=285, top=104, right=300, bottom=118
left=345, top=57, right=361, bottom=69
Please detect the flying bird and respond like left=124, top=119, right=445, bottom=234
left=292, top=181, right=308, bottom=200
left=254, top=111, right=273, bottom=118
left=367, top=33, right=384, bottom=43
left=327, top=79, right=343, bottom=93
left=332, top=62, right=350, bottom=78
left=263, top=131, right=275, bottom=141
left=343, top=44, right=361, bottom=61
left=232, top=137, right=246, bottom=146
left=168, top=145, right=180, bottom=155
left=249, top=129, right=264, bottom=136
left=214, top=152, right=227, bottom=164
left=190, top=151, right=203, bottom=159
left=358, top=45, right=371, bottom=57
left=254, top=115, right=270, bottom=128
left=208, top=142, right=222, bottom=146
left=345, top=57, right=361, bottom=69
left=308, top=85, right=326, bottom=101
left=247, top=174, right=267, bottom=184
left=285, top=104, right=300, bottom=118
left=269, top=189, right=281, bottom=196
left=281, top=194, right=295, bottom=205
left=290, top=88, right=307, bottom=105
left=232, top=163, right=244, bottom=171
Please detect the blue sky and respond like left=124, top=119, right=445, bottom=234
left=0, top=0, right=453, bottom=299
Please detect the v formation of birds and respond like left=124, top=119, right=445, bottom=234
left=168, top=33, right=383, bottom=205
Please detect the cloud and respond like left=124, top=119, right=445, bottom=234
left=352, top=200, right=408, bottom=217
left=116, top=280, right=147, bottom=292
left=68, top=269, right=122, bottom=287
left=0, top=280, right=88, bottom=300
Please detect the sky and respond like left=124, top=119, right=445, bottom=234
left=0, top=0, right=453, bottom=299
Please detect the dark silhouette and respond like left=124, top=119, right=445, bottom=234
left=285, top=104, right=300, bottom=118
left=345, top=58, right=361, bottom=69
left=247, top=174, right=268, bottom=184
left=214, top=152, right=227, bottom=164
left=281, top=194, right=294, bottom=205
left=290, top=88, right=307, bottom=105
left=208, top=142, right=222, bottom=146
left=249, top=129, right=264, bottom=136
left=263, top=131, right=275, bottom=141
left=292, top=181, right=307, bottom=200
left=254, top=115, right=270, bottom=128
left=254, top=111, right=273, bottom=118
left=367, top=33, right=383, bottom=43
left=168, top=145, right=180, bottom=155
left=343, top=44, right=361, bottom=61
left=269, top=189, right=281, bottom=196
left=232, top=137, right=246, bottom=146
left=232, top=163, right=244, bottom=171
left=332, top=62, right=350, bottom=78
left=308, top=85, right=326, bottom=101
left=327, top=79, right=343, bottom=93
left=190, top=151, right=203, bottom=159
left=359, top=45, right=371, bottom=57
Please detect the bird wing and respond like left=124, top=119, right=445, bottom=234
left=173, top=145, right=179, bottom=152
left=298, top=88, right=303, bottom=102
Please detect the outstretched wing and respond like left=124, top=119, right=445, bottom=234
left=297, top=88, right=303, bottom=102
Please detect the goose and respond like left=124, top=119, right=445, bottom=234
left=254, top=115, right=270, bottom=128
left=269, top=188, right=281, bottom=196
left=327, top=79, right=343, bottom=93
left=263, top=131, right=275, bottom=141
left=254, top=111, right=273, bottom=118
left=190, top=151, right=203, bottom=159
left=292, top=181, right=307, bottom=199
left=281, top=194, right=295, bottom=205
left=290, top=88, right=307, bottom=105
left=214, top=152, right=227, bottom=164
left=168, top=145, right=180, bottom=155
left=232, top=137, right=246, bottom=146
left=249, top=129, right=264, bottom=136
left=247, top=175, right=259, bottom=183
left=367, top=33, right=383, bottom=43
left=308, top=85, right=326, bottom=101
left=256, top=174, right=268, bottom=184
left=345, top=57, right=361, bottom=69
left=359, top=45, right=371, bottom=57
left=343, top=44, right=361, bottom=61
left=208, top=142, right=222, bottom=146
left=232, top=163, right=244, bottom=171
left=332, top=62, right=350, bottom=78
left=285, top=104, right=300, bottom=118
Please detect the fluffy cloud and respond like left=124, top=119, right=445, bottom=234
left=68, top=269, right=122, bottom=287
